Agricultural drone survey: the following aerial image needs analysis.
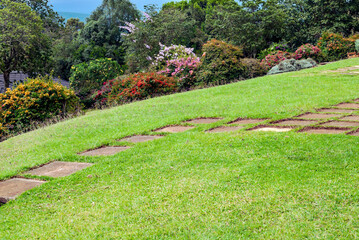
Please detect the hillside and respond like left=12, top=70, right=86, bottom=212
left=0, top=59, right=359, bottom=238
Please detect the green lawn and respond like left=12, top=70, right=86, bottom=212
left=1, top=59, right=359, bottom=239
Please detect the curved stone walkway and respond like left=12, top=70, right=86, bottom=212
left=1, top=99, right=358, bottom=205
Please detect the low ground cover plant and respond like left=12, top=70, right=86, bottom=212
left=95, top=72, right=177, bottom=105
left=69, top=58, right=123, bottom=108
left=0, top=76, right=80, bottom=139
left=261, top=51, right=293, bottom=70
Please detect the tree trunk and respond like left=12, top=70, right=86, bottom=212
left=3, top=71, right=10, bottom=89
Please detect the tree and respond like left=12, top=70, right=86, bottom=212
left=0, top=0, right=50, bottom=88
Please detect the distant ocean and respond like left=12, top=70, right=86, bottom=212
left=58, top=12, right=90, bottom=22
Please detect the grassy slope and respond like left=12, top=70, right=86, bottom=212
left=0, top=59, right=359, bottom=238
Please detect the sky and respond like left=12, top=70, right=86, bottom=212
left=49, top=0, right=171, bottom=14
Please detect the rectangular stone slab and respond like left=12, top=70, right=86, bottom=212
left=335, top=103, right=359, bottom=109
left=79, top=146, right=131, bottom=156
left=119, top=135, right=164, bottom=143
left=349, top=131, right=359, bottom=136
left=274, top=119, right=318, bottom=126
left=185, top=118, right=223, bottom=124
left=0, top=178, right=45, bottom=204
left=251, top=127, right=292, bottom=132
left=340, top=115, right=359, bottom=121
left=25, top=161, right=93, bottom=178
left=296, top=113, right=342, bottom=119
left=230, top=119, right=266, bottom=125
left=300, top=128, right=349, bottom=135
left=155, top=126, right=195, bottom=133
left=316, top=108, right=354, bottom=113
left=320, top=121, right=359, bottom=128
left=207, top=126, right=244, bottom=133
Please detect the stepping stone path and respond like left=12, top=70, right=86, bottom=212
left=207, top=126, right=244, bottom=133
left=155, top=125, right=195, bottom=133
left=185, top=118, right=223, bottom=124
left=119, top=135, right=164, bottom=143
left=300, top=127, right=350, bottom=135
left=2, top=99, right=359, bottom=206
left=79, top=146, right=131, bottom=156
left=25, top=161, right=93, bottom=178
left=0, top=178, right=45, bottom=204
left=274, top=119, right=318, bottom=126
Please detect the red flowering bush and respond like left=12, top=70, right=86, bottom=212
left=294, top=44, right=323, bottom=62
left=260, top=51, right=293, bottom=69
left=317, top=32, right=355, bottom=61
left=95, top=72, right=177, bottom=105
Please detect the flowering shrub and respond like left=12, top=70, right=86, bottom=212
left=0, top=76, right=80, bottom=139
left=317, top=32, right=355, bottom=61
left=152, top=44, right=197, bottom=71
left=294, top=44, right=323, bottom=62
left=69, top=58, right=123, bottom=108
left=158, top=57, right=201, bottom=90
left=241, top=58, right=268, bottom=78
left=95, top=72, right=177, bottom=105
left=260, top=51, right=293, bottom=69
left=197, top=39, right=245, bottom=85
left=258, top=42, right=290, bottom=59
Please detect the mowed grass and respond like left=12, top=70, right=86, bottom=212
left=1, top=59, right=359, bottom=238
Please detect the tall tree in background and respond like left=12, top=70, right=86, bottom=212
left=75, top=0, right=140, bottom=65
left=0, top=0, right=50, bottom=88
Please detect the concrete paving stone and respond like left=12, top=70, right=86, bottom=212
left=339, top=115, right=359, bottom=121
left=274, top=119, right=318, bottom=126
left=335, top=103, right=359, bottom=109
left=79, top=146, right=131, bottom=156
left=300, top=127, right=349, bottom=135
left=320, top=121, right=359, bottom=128
left=25, top=161, right=93, bottom=178
left=0, top=178, right=45, bottom=204
left=296, top=113, right=342, bottom=119
left=119, top=135, right=164, bottom=143
left=316, top=108, right=354, bottom=114
left=251, top=127, right=293, bottom=132
left=230, top=118, right=267, bottom=125
left=154, top=125, right=195, bottom=133
left=207, top=126, right=244, bottom=133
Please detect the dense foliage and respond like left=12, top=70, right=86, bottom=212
left=196, top=39, right=245, bottom=85
left=0, top=76, right=80, bottom=138
left=69, top=58, right=123, bottom=107
left=317, top=32, right=355, bottom=61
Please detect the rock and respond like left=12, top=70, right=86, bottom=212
left=268, top=58, right=317, bottom=75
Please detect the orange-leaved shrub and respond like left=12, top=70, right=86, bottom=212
left=95, top=72, right=177, bottom=105
left=196, top=39, right=245, bottom=85
left=0, top=76, right=80, bottom=139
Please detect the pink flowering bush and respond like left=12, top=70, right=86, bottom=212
left=294, top=44, right=323, bottom=62
left=261, top=51, right=293, bottom=69
left=152, top=44, right=197, bottom=71
left=158, top=57, right=201, bottom=90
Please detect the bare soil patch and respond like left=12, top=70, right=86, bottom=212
left=207, top=126, right=244, bottom=133
left=339, top=115, right=359, bottom=121
left=79, top=146, right=131, bottom=156
left=154, top=125, right=195, bottom=133
left=185, top=118, right=223, bottom=124
left=25, top=161, right=93, bottom=178
left=296, top=113, right=342, bottom=119
left=119, top=135, right=164, bottom=143
left=229, top=118, right=267, bottom=125
left=320, top=121, right=359, bottom=128
left=273, top=119, right=318, bottom=126
left=300, top=127, right=350, bottom=135
left=0, top=178, right=45, bottom=204
left=335, top=103, right=359, bottom=109
left=316, top=108, right=354, bottom=114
